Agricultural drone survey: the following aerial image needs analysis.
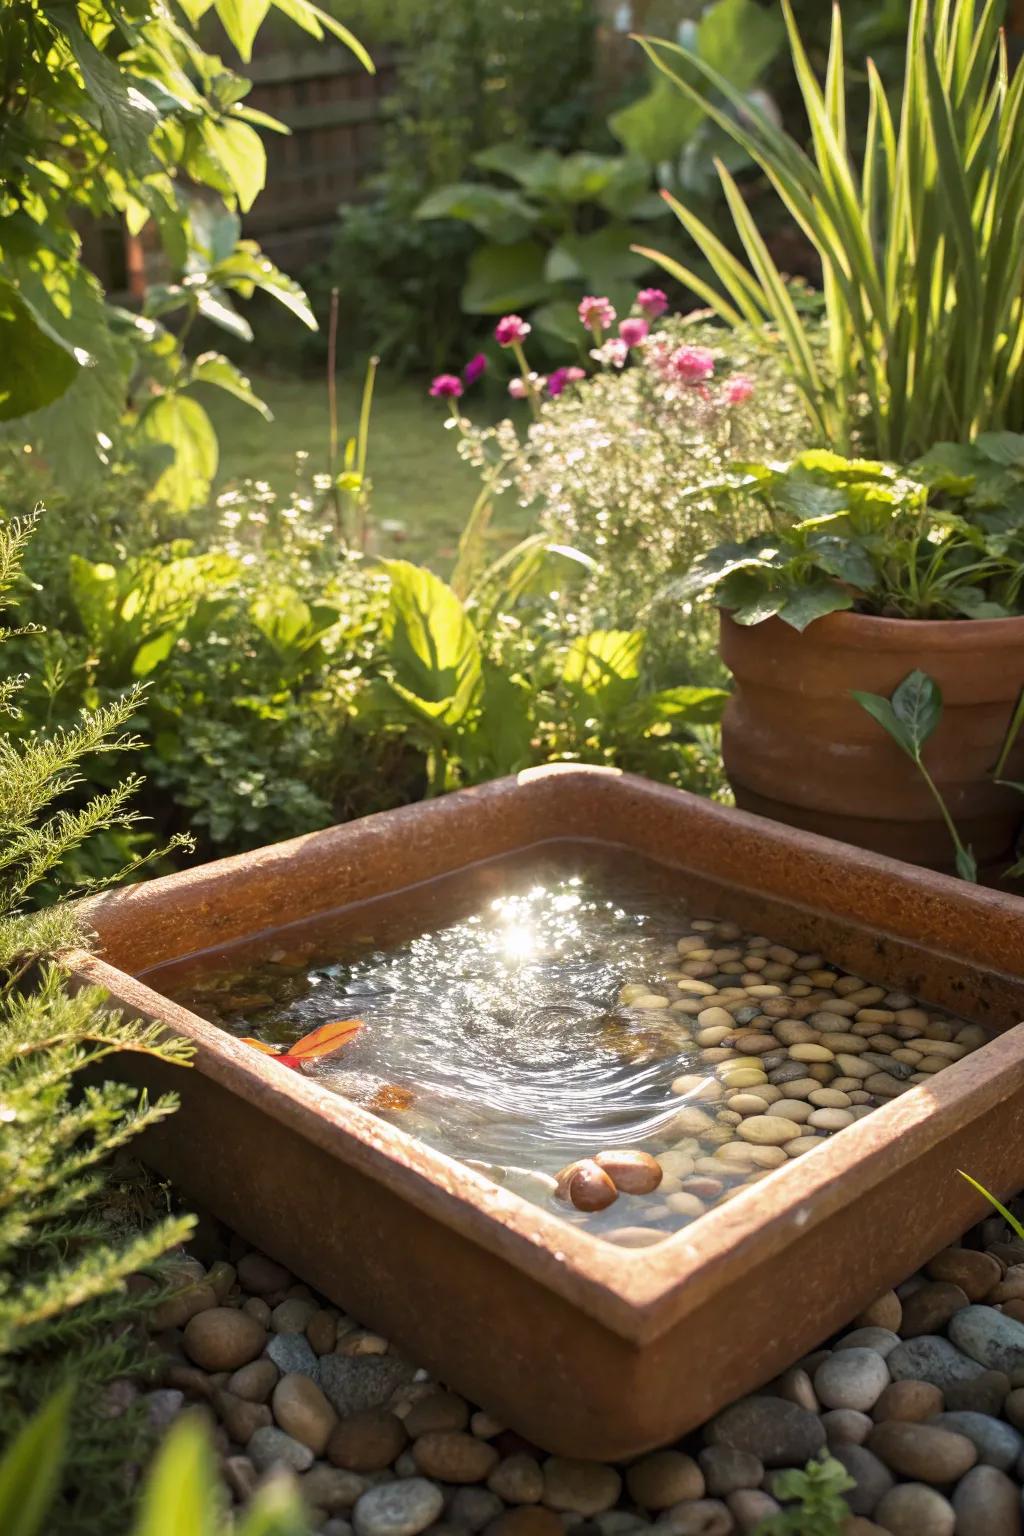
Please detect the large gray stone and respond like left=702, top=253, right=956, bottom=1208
left=705, top=1395, right=825, bottom=1467
left=949, top=1305, right=1024, bottom=1375
left=318, top=1355, right=417, bottom=1418
left=887, top=1335, right=987, bottom=1389
left=930, top=1411, right=1023, bottom=1471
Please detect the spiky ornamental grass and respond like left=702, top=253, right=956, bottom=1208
left=638, top=0, right=1024, bottom=463
left=0, top=508, right=195, bottom=1533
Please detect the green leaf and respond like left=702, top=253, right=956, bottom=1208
left=135, top=1415, right=219, bottom=1536
left=958, top=1171, right=1024, bottom=1242
left=0, top=279, right=81, bottom=420
left=850, top=688, right=916, bottom=759
left=891, top=668, right=943, bottom=755
left=461, top=241, right=551, bottom=314
left=195, top=287, right=254, bottom=342
left=215, top=0, right=271, bottom=61
left=807, top=534, right=876, bottom=591
left=544, top=227, right=652, bottom=289
left=530, top=299, right=584, bottom=346
left=200, top=119, right=266, bottom=211
left=59, top=17, right=159, bottom=174
left=0, top=1386, right=72, bottom=1536
left=775, top=581, right=853, bottom=631
left=140, top=394, right=219, bottom=512
left=415, top=184, right=536, bottom=244
left=188, top=352, right=271, bottom=417
left=623, top=685, right=730, bottom=728
left=610, top=71, right=704, bottom=166
left=381, top=560, right=482, bottom=726
left=974, top=431, right=1024, bottom=468
left=563, top=630, right=644, bottom=713
left=270, top=0, right=375, bottom=72
left=955, top=844, right=979, bottom=882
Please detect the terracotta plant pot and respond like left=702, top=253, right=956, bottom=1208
left=67, top=768, right=1024, bottom=1457
left=719, top=609, right=1024, bottom=869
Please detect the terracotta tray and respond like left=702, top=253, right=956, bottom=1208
left=69, top=767, right=1024, bottom=1458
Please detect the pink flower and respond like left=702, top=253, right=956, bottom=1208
left=578, top=295, right=616, bottom=330
left=463, top=353, right=487, bottom=385
left=429, top=374, right=463, bottom=399
left=507, top=377, right=528, bottom=399
left=547, top=365, right=586, bottom=397
left=725, top=374, right=755, bottom=405
left=495, top=315, right=530, bottom=347
left=671, top=345, right=716, bottom=383
left=619, top=317, right=649, bottom=347
left=636, top=287, right=668, bottom=319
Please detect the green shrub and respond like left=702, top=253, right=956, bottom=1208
left=0, top=0, right=369, bottom=508
left=0, top=510, right=195, bottom=1533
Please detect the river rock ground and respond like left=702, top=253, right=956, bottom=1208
left=129, top=1206, right=1024, bottom=1535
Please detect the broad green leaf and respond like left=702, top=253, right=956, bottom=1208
left=974, top=431, right=1024, bottom=468
left=775, top=581, right=853, bottom=631
left=140, top=393, right=219, bottom=512
left=461, top=241, right=550, bottom=314
left=700, top=0, right=783, bottom=91
left=195, top=287, right=254, bottom=342
left=415, top=184, right=536, bottom=244
left=270, top=0, right=374, bottom=72
left=381, top=560, right=482, bottom=726
left=891, top=668, right=943, bottom=754
left=215, top=0, right=271, bottom=61
left=189, top=352, right=271, bottom=417
left=250, top=586, right=338, bottom=657
left=135, top=1415, right=219, bottom=1536
left=201, top=118, right=266, bottom=211
left=807, top=535, right=876, bottom=591
left=472, top=142, right=556, bottom=187
left=622, top=685, right=729, bottom=729
left=544, top=226, right=652, bottom=289
left=0, top=1386, right=72, bottom=1536
left=850, top=688, right=916, bottom=758
left=214, top=250, right=316, bottom=328
left=0, top=279, right=81, bottom=420
left=59, top=18, right=159, bottom=174
left=610, top=71, right=704, bottom=165
left=530, top=299, right=584, bottom=346
left=68, top=556, right=119, bottom=652
left=563, top=630, right=644, bottom=713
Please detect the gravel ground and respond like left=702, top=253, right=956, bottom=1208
left=124, top=1207, right=1024, bottom=1535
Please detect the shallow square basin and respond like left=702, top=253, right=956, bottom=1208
left=69, top=766, right=1024, bottom=1458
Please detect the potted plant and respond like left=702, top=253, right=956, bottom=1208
left=682, top=443, right=1024, bottom=867
left=634, top=0, right=1024, bottom=868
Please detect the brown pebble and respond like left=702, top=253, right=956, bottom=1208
left=272, top=1372, right=337, bottom=1455
left=625, top=1450, right=704, bottom=1509
left=222, top=1454, right=257, bottom=1502
left=899, top=1282, right=970, bottom=1338
left=405, top=1390, right=471, bottom=1437
left=867, top=1421, right=977, bottom=1481
left=925, top=1247, right=1002, bottom=1300
left=872, top=1380, right=943, bottom=1423
left=413, top=1429, right=499, bottom=1483
left=856, top=1292, right=902, bottom=1332
left=555, top=1160, right=619, bottom=1212
left=213, top=1388, right=272, bottom=1445
left=593, top=1150, right=662, bottom=1195
left=327, top=1408, right=407, bottom=1471
left=306, top=1309, right=338, bottom=1355
left=236, top=1252, right=292, bottom=1295
left=183, top=1308, right=267, bottom=1372
left=227, top=1358, right=279, bottom=1404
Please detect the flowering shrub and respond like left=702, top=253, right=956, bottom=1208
left=429, top=293, right=807, bottom=675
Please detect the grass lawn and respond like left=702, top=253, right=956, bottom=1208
left=204, top=371, right=532, bottom=572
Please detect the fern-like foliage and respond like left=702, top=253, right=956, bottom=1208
left=0, top=508, right=196, bottom=1533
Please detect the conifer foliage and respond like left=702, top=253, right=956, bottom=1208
left=0, top=508, right=194, bottom=1532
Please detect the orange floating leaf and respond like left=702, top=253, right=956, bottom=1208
left=289, top=1018, right=365, bottom=1061
left=240, top=1037, right=280, bottom=1056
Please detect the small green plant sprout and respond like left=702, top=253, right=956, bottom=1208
left=754, top=1454, right=854, bottom=1536
left=850, top=670, right=978, bottom=882
left=959, top=1171, right=1024, bottom=1241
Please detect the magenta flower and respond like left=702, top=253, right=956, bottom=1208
left=463, top=353, right=488, bottom=385
left=636, top=287, right=668, bottom=320
left=619, top=317, right=649, bottom=348
left=429, top=374, right=463, bottom=399
left=495, top=315, right=531, bottom=347
left=725, top=374, right=755, bottom=405
left=548, top=365, right=586, bottom=397
left=671, top=345, right=716, bottom=384
left=578, top=295, right=616, bottom=330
